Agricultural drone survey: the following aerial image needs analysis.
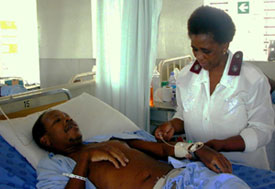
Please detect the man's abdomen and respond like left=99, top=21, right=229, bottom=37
left=88, top=140, right=173, bottom=189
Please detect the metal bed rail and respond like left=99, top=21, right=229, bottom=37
left=158, top=55, right=192, bottom=82
left=0, top=88, right=72, bottom=105
left=69, top=71, right=96, bottom=84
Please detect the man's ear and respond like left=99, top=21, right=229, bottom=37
left=40, top=135, right=51, bottom=147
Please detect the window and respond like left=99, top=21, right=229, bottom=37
left=0, top=0, right=40, bottom=85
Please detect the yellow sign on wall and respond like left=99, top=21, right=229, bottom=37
left=0, top=21, right=17, bottom=29
left=2, top=43, right=18, bottom=53
left=0, top=20, right=18, bottom=54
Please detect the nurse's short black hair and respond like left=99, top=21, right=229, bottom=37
left=188, top=6, right=235, bottom=44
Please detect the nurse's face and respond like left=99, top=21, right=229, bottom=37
left=190, top=34, right=228, bottom=71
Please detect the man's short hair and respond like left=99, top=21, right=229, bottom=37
left=188, top=6, right=235, bottom=44
left=32, top=111, right=49, bottom=151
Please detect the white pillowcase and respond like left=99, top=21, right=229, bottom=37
left=0, top=92, right=140, bottom=169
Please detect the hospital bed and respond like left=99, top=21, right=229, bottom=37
left=0, top=88, right=274, bottom=188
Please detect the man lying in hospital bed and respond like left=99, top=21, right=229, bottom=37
left=33, top=109, right=249, bottom=189
left=0, top=92, right=274, bottom=188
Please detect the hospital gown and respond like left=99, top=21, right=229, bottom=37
left=36, top=131, right=249, bottom=189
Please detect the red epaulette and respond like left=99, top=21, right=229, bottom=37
left=228, top=51, right=243, bottom=76
left=190, top=60, right=202, bottom=74
left=176, top=136, right=184, bottom=142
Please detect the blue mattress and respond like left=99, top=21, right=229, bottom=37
left=0, top=135, right=37, bottom=189
left=0, top=134, right=274, bottom=189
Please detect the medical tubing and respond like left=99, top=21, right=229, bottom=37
left=0, top=106, right=11, bottom=124
left=0, top=106, right=29, bottom=145
left=159, top=133, right=175, bottom=147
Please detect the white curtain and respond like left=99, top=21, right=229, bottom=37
left=95, top=0, right=162, bottom=131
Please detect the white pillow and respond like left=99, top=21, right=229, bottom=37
left=0, top=92, right=140, bottom=169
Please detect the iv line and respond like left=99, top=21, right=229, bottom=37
left=158, top=133, right=175, bottom=147
left=0, top=106, right=31, bottom=146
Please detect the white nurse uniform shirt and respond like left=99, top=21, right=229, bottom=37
left=173, top=50, right=275, bottom=170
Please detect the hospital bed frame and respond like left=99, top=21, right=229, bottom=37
left=0, top=88, right=71, bottom=120
left=69, top=71, right=96, bottom=84
left=158, top=55, right=192, bottom=82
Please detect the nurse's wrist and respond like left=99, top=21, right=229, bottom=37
left=222, top=136, right=245, bottom=152
left=205, top=139, right=224, bottom=152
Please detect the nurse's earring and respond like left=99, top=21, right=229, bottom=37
left=223, top=49, right=227, bottom=55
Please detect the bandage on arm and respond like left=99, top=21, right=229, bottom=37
left=174, top=142, right=204, bottom=158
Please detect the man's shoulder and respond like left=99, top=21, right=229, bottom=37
left=37, top=153, right=75, bottom=170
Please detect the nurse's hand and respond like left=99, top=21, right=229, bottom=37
left=154, top=121, right=175, bottom=141
left=195, top=146, right=232, bottom=174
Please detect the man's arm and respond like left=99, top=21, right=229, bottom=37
left=64, top=153, right=90, bottom=189
left=36, top=155, right=96, bottom=189
left=65, top=143, right=129, bottom=189
left=126, top=140, right=175, bottom=158
left=126, top=140, right=232, bottom=173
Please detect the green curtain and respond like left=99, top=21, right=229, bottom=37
left=95, top=0, right=162, bottom=131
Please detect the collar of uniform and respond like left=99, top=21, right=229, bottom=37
left=192, top=50, right=237, bottom=88
left=192, top=65, right=208, bottom=85
left=219, top=50, right=237, bottom=88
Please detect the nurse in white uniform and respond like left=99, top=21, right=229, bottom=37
left=155, top=6, right=275, bottom=170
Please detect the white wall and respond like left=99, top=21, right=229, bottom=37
left=37, top=0, right=92, bottom=59
left=37, top=0, right=94, bottom=88
left=157, top=0, right=203, bottom=59
left=40, top=58, right=95, bottom=88
left=248, top=61, right=275, bottom=80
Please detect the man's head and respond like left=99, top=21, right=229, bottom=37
left=32, top=110, right=82, bottom=154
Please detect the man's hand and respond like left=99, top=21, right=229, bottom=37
left=195, top=145, right=232, bottom=174
left=154, top=121, right=175, bottom=141
left=84, top=143, right=129, bottom=169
